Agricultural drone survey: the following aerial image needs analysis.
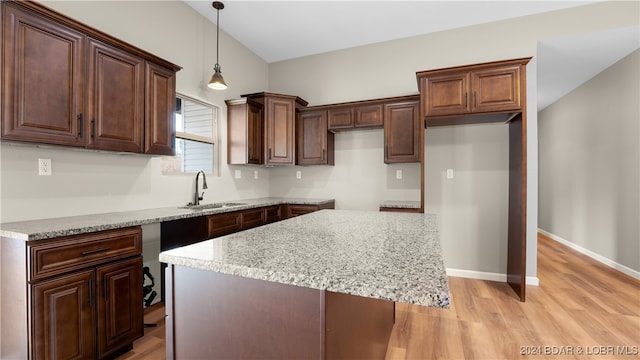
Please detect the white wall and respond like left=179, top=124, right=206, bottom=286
left=268, top=1, right=639, bottom=279
left=270, top=130, right=420, bottom=210
left=0, top=0, right=271, bottom=223
left=539, top=50, right=640, bottom=272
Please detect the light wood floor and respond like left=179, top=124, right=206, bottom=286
left=119, top=233, right=640, bottom=359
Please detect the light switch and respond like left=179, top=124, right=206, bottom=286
left=396, top=170, right=402, bottom=180
left=296, top=171, right=302, bottom=179
left=254, top=170, right=259, bottom=179
left=234, top=169, right=242, bottom=179
left=446, top=169, right=454, bottom=179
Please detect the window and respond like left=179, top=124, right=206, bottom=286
left=162, top=94, right=219, bottom=175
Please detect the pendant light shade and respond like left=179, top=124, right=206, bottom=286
left=208, top=1, right=227, bottom=90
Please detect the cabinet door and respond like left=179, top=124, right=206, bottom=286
left=327, top=108, right=353, bottom=130
left=247, top=101, right=264, bottom=164
left=241, top=208, right=266, bottom=230
left=32, top=270, right=95, bottom=360
left=2, top=4, right=85, bottom=147
left=423, top=72, right=471, bottom=117
left=265, top=96, right=295, bottom=164
left=297, top=111, right=333, bottom=165
left=208, top=211, right=242, bottom=238
left=145, top=62, right=176, bottom=155
left=354, top=104, right=383, bottom=128
left=384, top=101, right=420, bottom=163
left=87, top=38, right=144, bottom=153
left=286, top=205, right=319, bottom=218
left=264, top=205, right=283, bottom=224
left=97, top=257, right=143, bottom=359
left=471, top=65, right=521, bottom=113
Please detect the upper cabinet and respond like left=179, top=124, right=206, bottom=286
left=1, top=1, right=181, bottom=155
left=328, top=103, right=383, bottom=131
left=297, top=109, right=334, bottom=166
left=226, top=98, right=263, bottom=165
left=417, top=59, right=527, bottom=119
left=384, top=99, right=420, bottom=164
left=85, top=38, right=145, bottom=153
left=227, top=92, right=307, bottom=166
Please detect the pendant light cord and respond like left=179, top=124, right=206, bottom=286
left=216, top=5, right=220, bottom=67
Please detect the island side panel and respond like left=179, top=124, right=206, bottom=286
left=167, top=265, right=323, bottom=359
left=325, top=291, right=395, bottom=359
left=0, top=236, right=28, bottom=359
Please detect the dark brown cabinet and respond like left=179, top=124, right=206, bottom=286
left=264, top=205, right=283, bottom=224
left=96, top=257, right=143, bottom=359
left=86, top=38, right=145, bottom=153
left=285, top=201, right=335, bottom=218
left=208, top=211, right=243, bottom=238
left=1, top=1, right=180, bottom=155
left=226, top=99, right=263, bottom=165
left=419, top=61, right=523, bottom=118
left=145, top=62, right=177, bottom=155
left=1, top=2, right=85, bottom=147
left=227, top=93, right=307, bottom=165
left=1, top=226, right=144, bottom=359
left=384, top=100, right=420, bottom=163
left=32, top=270, right=95, bottom=359
left=327, top=104, right=383, bottom=131
left=296, top=110, right=334, bottom=165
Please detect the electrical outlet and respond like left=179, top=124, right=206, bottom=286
left=396, top=170, right=403, bottom=180
left=38, top=158, right=52, bottom=176
left=296, top=171, right=302, bottom=179
left=446, top=169, right=454, bottom=179
left=234, top=169, right=242, bottom=179
left=254, top=170, right=259, bottom=179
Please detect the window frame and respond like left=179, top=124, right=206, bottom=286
left=165, top=93, right=220, bottom=176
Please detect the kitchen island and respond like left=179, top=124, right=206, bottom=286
left=160, top=210, right=449, bottom=359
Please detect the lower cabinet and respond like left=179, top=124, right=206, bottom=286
left=285, top=201, right=336, bottom=218
left=1, top=226, right=144, bottom=360
left=31, top=257, right=143, bottom=360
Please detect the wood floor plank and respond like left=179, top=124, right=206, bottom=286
left=118, top=233, right=640, bottom=360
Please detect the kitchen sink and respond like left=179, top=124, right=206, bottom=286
left=179, top=202, right=247, bottom=210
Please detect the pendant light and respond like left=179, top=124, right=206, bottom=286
left=208, top=1, right=227, bottom=90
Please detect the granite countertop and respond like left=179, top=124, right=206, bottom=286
left=379, top=200, right=421, bottom=209
left=0, top=197, right=334, bottom=241
left=160, top=210, right=450, bottom=308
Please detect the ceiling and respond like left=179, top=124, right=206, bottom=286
left=185, top=1, right=639, bottom=110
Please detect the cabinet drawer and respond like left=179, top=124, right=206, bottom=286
left=241, top=208, right=265, bottom=230
left=29, top=226, right=142, bottom=282
left=208, top=211, right=242, bottom=238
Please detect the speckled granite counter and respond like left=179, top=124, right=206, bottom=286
left=0, top=197, right=334, bottom=241
left=379, top=200, right=421, bottom=209
left=160, top=210, right=449, bottom=308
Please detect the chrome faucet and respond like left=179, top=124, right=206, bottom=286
left=192, top=170, right=208, bottom=206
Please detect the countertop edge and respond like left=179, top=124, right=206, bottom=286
left=0, top=197, right=335, bottom=241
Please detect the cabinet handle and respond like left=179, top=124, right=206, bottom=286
left=81, top=247, right=110, bottom=256
left=88, top=278, right=94, bottom=306
left=464, top=93, right=468, bottom=107
left=473, top=92, right=477, bottom=108
left=269, top=148, right=272, bottom=160
left=78, top=114, right=83, bottom=137
left=91, top=119, right=96, bottom=139
left=321, top=148, right=325, bottom=161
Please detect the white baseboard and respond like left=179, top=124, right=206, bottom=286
left=538, top=229, right=640, bottom=280
left=446, top=268, right=539, bottom=286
